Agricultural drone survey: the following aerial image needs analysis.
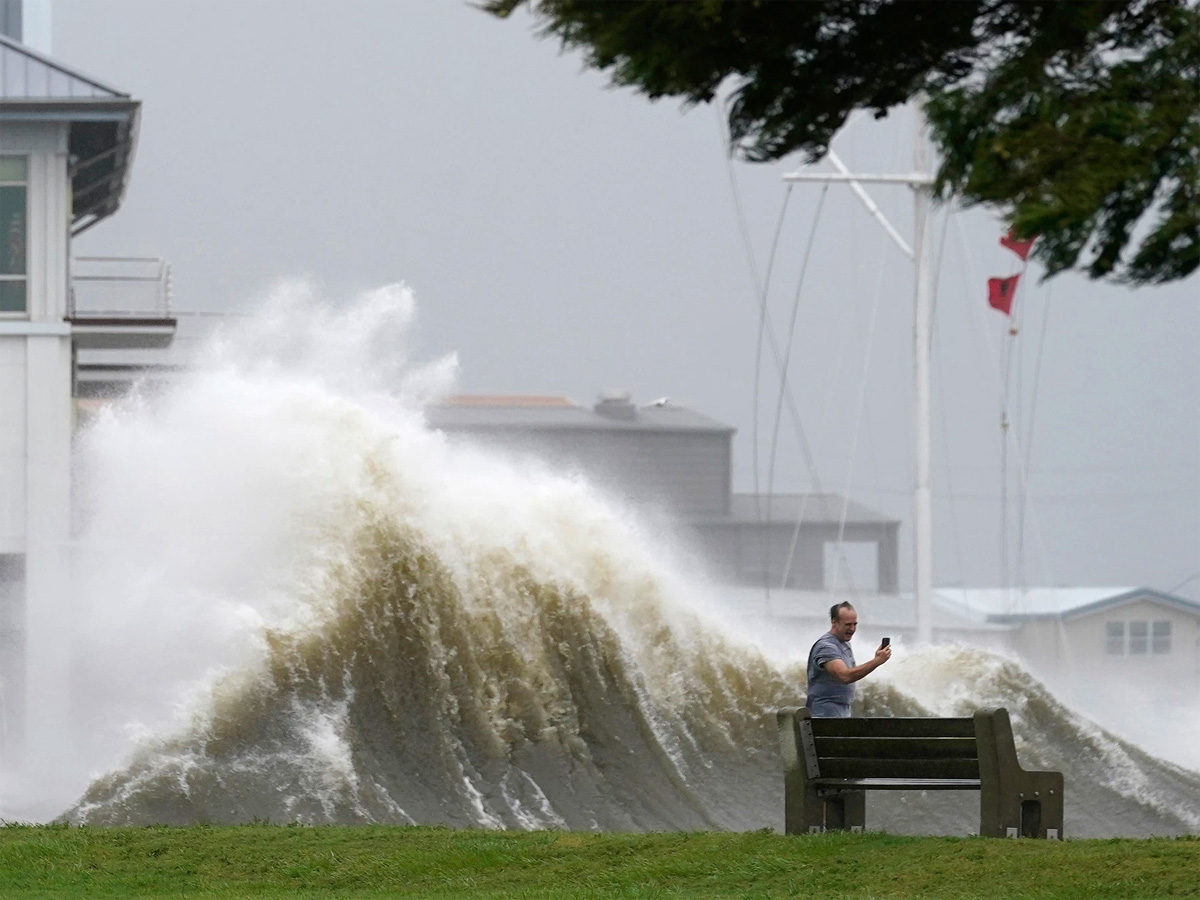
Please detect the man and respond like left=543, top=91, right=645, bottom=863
left=805, top=601, right=891, bottom=717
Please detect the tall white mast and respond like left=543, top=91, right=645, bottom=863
left=783, top=124, right=936, bottom=644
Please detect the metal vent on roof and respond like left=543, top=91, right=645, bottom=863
left=594, top=391, right=637, bottom=420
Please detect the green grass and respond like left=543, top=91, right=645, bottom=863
left=0, top=825, right=1196, bottom=899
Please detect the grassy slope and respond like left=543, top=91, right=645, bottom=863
left=0, top=826, right=1197, bottom=899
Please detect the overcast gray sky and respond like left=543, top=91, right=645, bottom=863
left=52, top=0, right=1199, bottom=598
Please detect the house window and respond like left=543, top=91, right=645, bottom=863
left=0, top=156, right=28, bottom=314
left=1128, top=620, right=1149, bottom=655
left=1151, top=620, right=1171, bottom=654
left=1105, top=621, right=1125, bottom=654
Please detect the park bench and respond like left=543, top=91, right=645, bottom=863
left=777, top=706, right=1063, bottom=838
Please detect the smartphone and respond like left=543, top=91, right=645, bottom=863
left=881, top=636, right=891, bottom=647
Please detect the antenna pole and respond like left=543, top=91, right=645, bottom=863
left=782, top=117, right=938, bottom=645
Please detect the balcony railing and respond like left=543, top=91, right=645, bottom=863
left=68, top=256, right=173, bottom=319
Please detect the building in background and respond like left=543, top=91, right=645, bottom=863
left=427, top=392, right=901, bottom=594
left=935, top=587, right=1200, bottom=688
left=0, top=7, right=173, bottom=761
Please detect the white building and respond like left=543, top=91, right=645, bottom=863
left=0, top=22, right=173, bottom=761
left=731, top=585, right=1200, bottom=702
left=934, top=586, right=1200, bottom=687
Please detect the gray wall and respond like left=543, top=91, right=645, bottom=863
left=436, top=421, right=903, bottom=593
left=0, top=1, right=21, bottom=43
left=440, top=426, right=732, bottom=517
left=689, top=521, right=899, bottom=592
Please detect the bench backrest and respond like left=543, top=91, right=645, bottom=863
left=802, top=712, right=981, bottom=781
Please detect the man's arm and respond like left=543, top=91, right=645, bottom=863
left=822, top=644, right=892, bottom=685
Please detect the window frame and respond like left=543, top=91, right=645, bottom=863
left=1151, top=620, right=1171, bottom=655
left=1104, top=620, right=1126, bottom=655
left=1128, top=619, right=1149, bottom=655
left=0, top=155, right=29, bottom=316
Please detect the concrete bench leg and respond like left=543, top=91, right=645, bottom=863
left=779, top=707, right=827, bottom=834
left=975, top=709, right=1065, bottom=839
left=824, top=791, right=866, bottom=832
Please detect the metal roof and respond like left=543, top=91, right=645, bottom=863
left=440, top=394, right=575, bottom=408
left=762, top=586, right=1200, bottom=633
left=0, top=35, right=126, bottom=99
left=0, top=33, right=139, bottom=235
left=426, top=396, right=735, bottom=434
left=933, top=587, right=1200, bottom=623
left=1058, top=587, right=1200, bottom=621
left=718, top=589, right=1010, bottom=633
left=725, top=493, right=897, bottom=526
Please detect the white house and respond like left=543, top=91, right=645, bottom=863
left=0, top=21, right=172, bottom=762
left=726, top=585, right=1200, bottom=694
left=934, top=587, right=1200, bottom=689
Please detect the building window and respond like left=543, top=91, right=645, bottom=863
left=1105, top=621, right=1125, bottom=654
left=1151, top=620, right=1171, bottom=654
left=1105, top=619, right=1173, bottom=656
left=1128, top=620, right=1149, bottom=655
left=0, top=156, right=28, bottom=313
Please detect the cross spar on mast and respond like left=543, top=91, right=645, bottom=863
left=782, top=127, right=936, bottom=645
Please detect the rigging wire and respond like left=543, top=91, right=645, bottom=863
left=713, top=107, right=827, bottom=599
left=1167, top=572, right=1200, bottom=595
left=714, top=106, right=770, bottom=523
left=999, top=273, right=1073, bottom=666
left=825, top=242, right=888, bottom=596
left=768, top=187, right=873, bottom=600
left=775, top=206, right=881, bottom=594
left=998, top=259, right=1029, bottom=597
left=998, top=274, right=1056, bottom=600
left=751, top=181, right=798, bottom=525
left=815, top=106, right=924, bottom=597
left=753, top=183, right=801, bottom=597
left=765, top=185, right=829, bottom=525
left=715, top=107, right=790, bottom=598
left=1015, top=280, right=1054, bottom=592
left=775, top=234, right=863, bottom=592
left=952, top=215, right=1056, bottom=589
left=781, top=108, right=915, bottom=595
left=930, top=206, right=971, bottom=589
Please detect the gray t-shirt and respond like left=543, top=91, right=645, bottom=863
left=806, top=631, right=856, bottom=715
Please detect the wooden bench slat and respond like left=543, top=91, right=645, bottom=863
left=810, top=717, right=976, bottom=738
left=819, top=757, right=981, bottom=780
left=813, top=736, right=979, bottom=760
left=814, top=777, right=982, bottom=791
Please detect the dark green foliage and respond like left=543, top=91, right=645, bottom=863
left=485, top=0, right=1200, bottom=285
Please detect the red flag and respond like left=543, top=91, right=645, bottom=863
left=1000, top=229, right=1035, bottom=261
left=987, top=274, right=1020, bottom=315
